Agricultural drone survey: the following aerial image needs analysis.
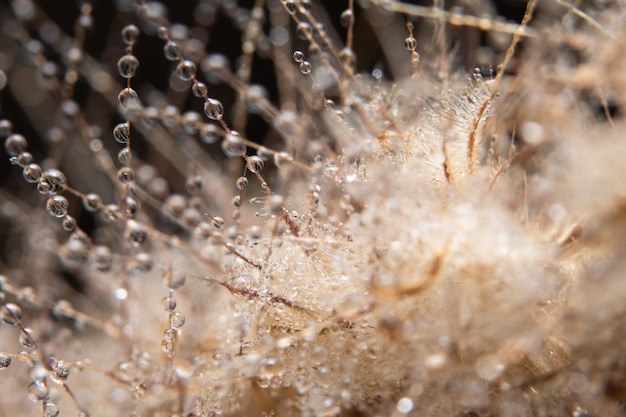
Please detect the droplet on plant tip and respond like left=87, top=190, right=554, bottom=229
left=121, top=24, right=140, bottom=45
left=0, top=353, right=11, bottom=369
left=283, top=0, right=297, bottom=14
left=204, top=98, right=224, bottom=120
left=27, top=380, right=48, bottom=402
left=2, top=303, right=23, bottom=325
left=340, top=9, right=354, bottom=27
left=246, top=155, right=264, bottom=173
left=113, top=123, right=130, bottom=144
left=177, top=60, right=197, bottom=81
left=160, top=296, right=177, bottom=311
left=19, top=327, right=36, bottom=349
left=43, top=401, right=60, bottom=417
left=292, top=50, right=304, bottom=63
left=46, top=195, right=69, bottom=218
left=23, top=163, right=42, bottom=183
left=299, top=61, right=312, bottom=75
left=4, top=133, right=28, bottom=157
left=404, top=36, right=417, bottom=51
left=117, top=167, right=134, bottom=184
left=83, top=193, right=102, bottom=212
left=118, top=87, right=140, bottom=109
left=117, top=54, right=139, bottom=78
left=236, top=176, right=248, bottom=190
left=222, top=131, right=246, bottom=157
left=169, top=311, right=186, bottom=329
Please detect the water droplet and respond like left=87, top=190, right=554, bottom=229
left=192, top=81, right=208, bottom=98
left=121, top=25, right=139, bottom=46
left=204, top=98, right=224, bottom=120
left=283, top=0, right=297, bottom=14
left=246, top=156, right=264, bottom=173
left=175, top=358, right=194, bottom=379
left=185, top=174, right=203, bottom=194
left=0, top=119, right=14, bottom=138
left=296, top=22, right=312, bottom=40
left=46, top=195, right=69, bottom=218
left=236, top=176, right=248, bottom=190
left=113, top=123, right=130, bottom=144
left=257, top=377, right=271, bottom=388
left=133, top=383, right=147, bottom=399
left=169, top=311, right=186, bottom=329
left=117, top=167, right=134, bottom=184
left=298, top=0, right=312, bottom=12
left=199, top=123, right=219, bottom=144
left=125, top=220, right=147, bottom=246
left=274, top=152, right=293, bottom=167
left=211, top=216, right=225, bottom=230
left=0, top=353, right=11, bottom=369
left=404, top=36, right=417, bottom=51
left=340, top=9, right=354, bottom=27
left=299, top=61, right=311, bottom=75
left=62, top=215, right=76, bottom=232
left=177, top=60, right=197, bottom=81
left=163, top=41, right=182, bottom=61
left=28, top=380, right=49, bottom=402
left=117, top=148, right=132, bottom=165
left=339, top=48, right=356, bottom=69
left=292, top=50, right=304, bottom=63
left=19, top=327, right=36, bottom=349
left=41, top=169, right=67, bottom=195
left=23, top=163, right=42, bottom=183
left=160, top=296, right=177, bottom=311
left=117, top=54, right=139, bottom=78
left=4, top=133, right=27, bottom=157
left=118, top=88, right=140, bottom=110
left=50, top=360, right=70, bottom=384
left=43, top=401, right=60, bottom=417
left=161, top=338, right=174, bottom=354
left=221, top=131, right=246, bottom=157
left=163, top=328, right=176, bottom=340
left=83, top=193, right=102, bottom=212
